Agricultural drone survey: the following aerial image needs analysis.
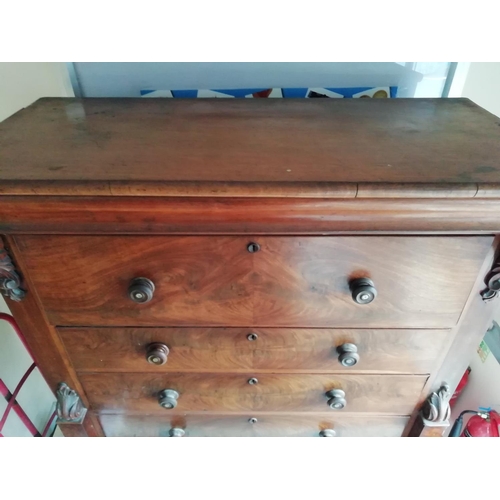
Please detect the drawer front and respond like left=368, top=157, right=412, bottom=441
left=16, top=235, right=491, bottom=328
left=99, top=413, right=410, bottom=437
left=80, top=373, right=427, bottom=414
left=60, top=327, right=450, bottom=374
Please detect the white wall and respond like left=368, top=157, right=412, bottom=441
left=0, top=62, right=73, bottom=436
left=0, top=62, right=73, bottom=122
left=460, top=62, right=500, bottom=118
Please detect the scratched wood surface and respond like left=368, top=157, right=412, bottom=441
left=1, top=98, right=500, bottom=189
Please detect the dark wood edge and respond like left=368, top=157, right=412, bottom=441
left=1, top=181, right=499, bottom=199
left=404, top=235, right=500, bottom=437
left=56, top=414, right=102, bottom=437
left=91, top=410, right=412, bottom=417
left=92, top=411, right=410, bottom=437
left=357, top=183, right=478, bottom=198
left=2, top=196, right=500, bottom=234
left=413, top=425, right=449, bottom=437
left=1, top=235, right=104, bottom=437
left=70, top=368, right=438, bottom=375
left=56, top=423, right=90, bottom=437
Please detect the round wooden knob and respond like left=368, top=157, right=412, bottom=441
left=326, top=389, right=346, bottom=410
left=158, top=389, right=179, bottom=410
left=169, top=427, right=185, bottom=437
left=337, top=343, right=360, bottom=367
left=350, top=278, right=377, bottom=305
left=128, top=277, right=155, bottom=303
left=146, top=343, right=169, bottom=365
left=319, top=429, right=337, bottom=437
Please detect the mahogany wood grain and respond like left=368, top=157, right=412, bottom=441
left=16, top=235, right=253, bottom=327
left=1, top=98, right=500, bottom=186
left=59, top=327, right=450, bottom=374
left=15, top=235, right=489, bottom=328
left=1, top=235, right=104, bottom=437
left=98, top=412, right=410, bottom=437
left=3, top=197, right=500, bottom=235
left=253, top=236, right=491, bottom=328
left=80, top=372, right=426, bottom=414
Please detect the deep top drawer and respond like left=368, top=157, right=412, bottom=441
left=16, top=235, right=492, bottom=328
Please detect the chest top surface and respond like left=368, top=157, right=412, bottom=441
left=1, top=97, right=500, bottom=194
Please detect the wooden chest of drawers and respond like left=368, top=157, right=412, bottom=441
left=1, top=97, right=500, bottom=437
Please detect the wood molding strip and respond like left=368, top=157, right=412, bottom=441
left=2, top=181, right=499, bottom=199
left=2, top=196, right=500, bottom=234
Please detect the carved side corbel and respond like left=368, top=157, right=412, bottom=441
left=56, top=383, right=87, bottom=424
left=0, top=243, right=26, bottom=301
left=420, top=384, right=451, bottom=428
left=481, top=258, right=500, bottom=302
